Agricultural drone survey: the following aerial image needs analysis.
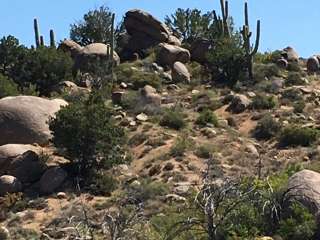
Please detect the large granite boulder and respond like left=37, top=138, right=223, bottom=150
left=172, top=62, right=191, bottom=83
left=288, top=170, right=320, bottom=214
left=58, top=39, right=83, bottom=58
left=2, top=150, right=46, bottom=183
left=0, top=144, right=41, bottom=170
left=40, top=167, right=67, bottom=194
left=226, top=94, right=252, bottom=114
left=281, top=46, right=299, bottom=62
left=0, top=96, right=67, bottom=146
left=157, top=43, right=190, bottom=67
left=0, top=175, right=22, bottom=196
left=121, top=9, right=181, bottom=60
left=79, top=43, right=120, bottom=66
left=307, top=55, right=320, bottom=73
left=124, top=9, right=171, bottom=42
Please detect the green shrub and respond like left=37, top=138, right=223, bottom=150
left=170, top=136, right=192, bottom=157
left=287, top=62, right=302, bottom=72
left=254, top=114, right=282, bottom=140
left=286, top=72, right=305, bottom=86
left=115, top=63, right=162, bottom=90
left=11, top=47, right=73, bottom=95
left=160, top=107, right=186, bottom=130
left=293, top=101, right=305, bottom=113
left=195, top=144, right=215, bottom=159
left=254, top=50, right=283, bottom=64
left=0, top=74, right=18, bottom=98
left=128, top=178, right=169, bottom=202
left=251, top=94, right=277, bottom=110
left=277, top=202, right=317, bottom=240
left=207, top=35, right=246, bottom=87
left=253, top=63, right=281, bottom=82
left=282, top=88, right=303, bottom=102
left=49, top=92, right=126, bottom=177
left=195, top=109, right=218, bottom=127
left=279, top=125, right=319, bottom=147
left=70, top=5, right=115, bottom=46
left=91, top=173, right=118, bottom=195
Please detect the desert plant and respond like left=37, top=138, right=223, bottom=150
left=160, top=107, right=186, bottom=130
left=0, top=74, right=18, bottom=98
left=165, top=8, right=215, bottom=44
left=196, top=109, right=218, bottom=127
left=49, top=92, right=127, bottom=178
left=286, top=72, right=305, bottom=86
left=251, top=94, right=277, bottom=110
left=70, top=5, right=115, bottom=46
left=170, top=136, right=193, bottom=157
left=254, top=114, right=282, bottom=140
left=279, top=125, right=319, bottom=147
left=293, top=100, right=305, bottom=113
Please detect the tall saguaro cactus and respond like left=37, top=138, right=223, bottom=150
left=50, top=29, right=56, bottom=48
left=108, top=13, right=115, bottom=86
left=213, top=0, right=230, bottom=38
left=241, top=2, right=261, bottom=80
left=34, top=18, right=40, bottom=48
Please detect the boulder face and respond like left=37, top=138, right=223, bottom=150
left=58, top=40, right=83, bottom=57
left=281, top=46, right=299, bottom=62
left=3, top=150, right=46, bottom=183
left=0, top=96, right=68, bottom=146
left=226, top=94, right=252, bottom=114
left=137, top=85, right=161, bottom=114
left=157, top=43, right=190, bottom=67
left=40, top=167, right=67, bottom=194
left=124, top=9, right=171, bottom=42
left=79, top=43, right=120, bottom=66
left=0, top=144, right=41, bottom=170
left=0, top=175, right=22, bottom=196
left=288, top=170, right=320, bottom=214
left=172, top=62, right=191, bottom=83
left=307, top=56, right=320, bottom=73
left=121, top=9, right=181, bottom=60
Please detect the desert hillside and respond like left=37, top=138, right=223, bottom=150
left=1, top=2, right=320, bottom=240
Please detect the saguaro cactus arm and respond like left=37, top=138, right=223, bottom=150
left=34, top=18, right=40, bottom=48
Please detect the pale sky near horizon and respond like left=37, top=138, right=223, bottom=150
left=1, top=0, right=318, bottom=57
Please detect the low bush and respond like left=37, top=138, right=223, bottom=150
left=293, top=100, right=305, bottom=113
left=0, top=74, right=18, bottom=98
left=253, top=63, right=281, bottom=82
left=195, top=144, right=215, bottom=159
left=160, top=107, right=186, bottom=130
left=195, top=109, right=218, bottom=127
left=170, top=136, right=193, bottom=157
left=251, top=94, right=277, bottom=110
left=49, top=92, right=127, bottom=178
left=286, top=72, right=305, bottom=86
left=254, top=114, right=282, bottom=140
left=279, top=125, right=319, bottom=147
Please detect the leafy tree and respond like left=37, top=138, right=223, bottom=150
left=70, top=5, right=114, bottom=46
left=0, top=74, right=18, bottom=98
left=11, top=47, right=73, bottom=95
left=207, top=35, right=247, bottom=86
left=165, top=8, right=215, bottom=44
left=0, top=35, right=28, bottom=78
left=49, top=92, right=126, bottom=177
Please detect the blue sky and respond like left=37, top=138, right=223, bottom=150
left=0, top=0, right=318, bottom=57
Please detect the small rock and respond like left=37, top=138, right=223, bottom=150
left=174, top=184, right=190, bottom=195
left=0, top=175, right=22, bottom=196
left=201, top=128, right=217, bottom=138
left=247, top=92, right=256, bottom=98
left=165, top=194, right=186, bottom=203
left=136, top=113, right=148, bottom=122
left=0, top=226, right=10, bottom=240
left=191, top=89, right=200, bottom=95
left=218, top=119, right=228, bottom=128
left=57, top=192, right=67, bottom=199
left=167, top=84, right=180, bottom=91
left=120, top=82, right=128, bottom=89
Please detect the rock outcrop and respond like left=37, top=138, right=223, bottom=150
left=40, top=167, right=67, bottom=194
left=172, top=62, right=191, bottom=83
left=157, top=43, right=190, bottom=67
left=0, top=96, right=67, bottom=146
left=0, top=175, right=22, bottom=196
left=288, top=169, right=320, bottom=214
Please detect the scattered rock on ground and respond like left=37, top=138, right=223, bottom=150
left=0, top=175, right=22, bottom=196
left=171, top=61, right=191, bottom=83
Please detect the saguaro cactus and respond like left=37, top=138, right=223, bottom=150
left=213, top=0, right=230, bottom=38
left=34, top=18, right=40, bottom=48
left=50, top=29, right=56, bottom=48
left=40, top=36, right=45, bottom=46
left=241, top=2, right=261, bottom=80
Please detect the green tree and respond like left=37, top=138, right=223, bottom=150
left=49, top=93, right=126, bottom=177
left=0, top=74, right=19, bottom=98
left=0, top=35, right=28, bottom=78
left=11, top=47, right=73, bottom=95
left=70, top=5, right=114, bottom=46
left=165, top=8, right=215, bottom=44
